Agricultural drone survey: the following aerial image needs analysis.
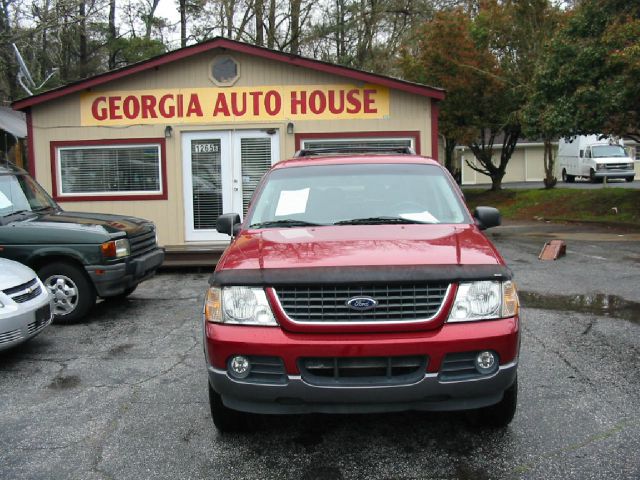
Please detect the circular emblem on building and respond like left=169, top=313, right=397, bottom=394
left=346, top=297, right=378, bottom=311
left=209, top=55, right=239, bottom=87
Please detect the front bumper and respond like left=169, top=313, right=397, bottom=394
left=0, top=292, right=52, bottom=352
left=208, top=361, right=517, bottom=414
left=592, top=168, right=635, bottom=178
left=204, top=317, right=519, bottom=414
left=86, top=248, right=165, bottom=297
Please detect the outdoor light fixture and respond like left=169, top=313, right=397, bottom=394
left=287, top=122, right=294, bottom=135
left=164, top=125, right=173, bottom=138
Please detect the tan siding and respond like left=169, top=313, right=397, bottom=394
left=502, top=150, right=525, bottom=182
left=525, top=146, right=545, bottom=181
left=29, top=50, right=433, bottom=247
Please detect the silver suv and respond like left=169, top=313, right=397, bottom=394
left=0, top=258, right=53, bottom=351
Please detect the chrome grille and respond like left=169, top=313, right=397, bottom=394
left=3, top=278, right=41, bottom=303
left=604, top=163, right=631, bottom=170
left=129, top=228, right=157, bottom=257
left=299, top=356, right=427, bottom=386
left=275, top=284, right=449, bottom=322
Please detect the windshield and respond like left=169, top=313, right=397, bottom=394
left=592, top=145, right=627, bottom=158
left=247, top=163, right=469, bottom=227
left=0, top=174, right=59, bottom=217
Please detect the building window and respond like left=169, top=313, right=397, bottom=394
left=302, top=137, right=414, bottom=152
left=296, top=131, right=421, bottom=156
left=52, top=139, right=166, bottom=201
left=209, top=55, right=239, bottom=86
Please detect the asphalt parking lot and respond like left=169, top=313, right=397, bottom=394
left=1, top=221, right=639, bottom=480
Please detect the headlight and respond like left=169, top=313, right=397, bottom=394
left=101, top=239, right=130, bottom=258
left=596, top=163, right=606, bottom=170
left=448, top=280, right=518, bottom=322
left=204, top=286, right=277, bottom=326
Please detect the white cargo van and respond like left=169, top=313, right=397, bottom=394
left=557, top=135, right=635, bottom=183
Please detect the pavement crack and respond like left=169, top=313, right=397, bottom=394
left=511, top=420, right=635, bottom=475
left=582, top=319, right=595, bottom=335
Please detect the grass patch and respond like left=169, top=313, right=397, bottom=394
left=463, top=187, right=640, bottom=226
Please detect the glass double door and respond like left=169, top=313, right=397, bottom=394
left=182, top=130, right=279, bottom=241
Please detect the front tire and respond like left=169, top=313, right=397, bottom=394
left=209, top=383, right=250, bottom=433
left=38, top=262, right=96, bottom=324
left=474, top=378, right=518, bottom=428
left=562, top=169, right=575, bottom=183
left=626, top=176, right=634, bottom=182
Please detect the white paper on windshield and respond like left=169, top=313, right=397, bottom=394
left=400, top=211, right=439, bottom=223
left=0, top=191, right=13, bottom=209
left=275, top=188, right=310, bottom=216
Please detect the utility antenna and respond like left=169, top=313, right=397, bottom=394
left=13, top=43, right=59, bottom=96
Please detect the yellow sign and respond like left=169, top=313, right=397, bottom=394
left=80, top=85, right=390, bottom=126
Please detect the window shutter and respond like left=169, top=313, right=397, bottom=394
left=191, top=139, right=223, bottom=230
left=59, top=145, right=161, bottom=194
left=303, top=138, right=412, bottom=151
left=240, top=137, right=272, bottom=214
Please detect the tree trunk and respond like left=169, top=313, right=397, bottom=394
left=0, top=0, right=17, bottom=100
left=290, top=0, right=301, bottom=55
left=78, top=1, right=88, bottom=77
left=444, top=137, right=457, bottom=176
left=224, top=0, right=234, bottom=38
left=108, top=0, right=117, bottom=69
left=180, top=0, right=187, bottom=48
left=543, top=138, right=557, bottom=189
left=255, top=0, right=264, bottom=46
left=144, top=0, right=160, bottom=40
left=267, top=0, right=276, bottom=48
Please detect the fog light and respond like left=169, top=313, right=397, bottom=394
left=475, top=351, right=497, bottom=374
left=229, top=355, right=251, bottom=379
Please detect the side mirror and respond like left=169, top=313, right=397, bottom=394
left=216, top=213, right=241, bottom=237
left=473, top=206, right=501, bottom=230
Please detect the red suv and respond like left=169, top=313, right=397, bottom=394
left=203, top=150, right=520, bottom=432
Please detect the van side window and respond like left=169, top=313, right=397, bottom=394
left=580, top=149, right=584, bottom=157
left=585, top=149, right=591, bottom=158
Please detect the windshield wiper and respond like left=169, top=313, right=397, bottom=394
left=333, top=216, right=430, bottom=225
left=249, top=219, right=325, bottom=229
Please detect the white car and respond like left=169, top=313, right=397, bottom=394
left=0, top=258, right=53, bottom=352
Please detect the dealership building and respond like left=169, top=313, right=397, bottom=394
left=13, top=38, right=444, bottom=259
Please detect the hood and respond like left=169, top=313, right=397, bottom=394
left=0, top=258, right=37, bottom=289
left=218, top=224, right=503, bottom=271
left=36, top=211, right=154, bottom=236
left=1, top=210, right=154, bottom=245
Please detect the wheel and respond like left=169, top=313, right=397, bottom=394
left=562, top=169, right=575, bottom=183
left=474, top=378, right=517, bottom=428
left=38, top=262, right=96, bottom=324
left=626, top=176, right=634, bottom=182
left=209, top=383, right=250, bottom=433
left=589, top=169, right=601, bottom=183
left=104, top=285, right=137, bottom=301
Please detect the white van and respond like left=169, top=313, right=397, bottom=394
left=557, top=135, right=635, bottom=183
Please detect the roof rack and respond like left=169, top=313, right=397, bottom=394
left=294, top=146, right=417, bottom=157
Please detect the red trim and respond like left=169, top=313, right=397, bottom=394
left=431, top=100, right=440, bottom=161
left=295, top=131, right=422, bottom=155
left=26, top=109, right=36, bottom=177
left=50, top=138, right=168, bottom=202
left=13, top=38, right=444, bottom=111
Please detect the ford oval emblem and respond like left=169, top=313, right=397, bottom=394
left=346, top=296, right=378, bottom=311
